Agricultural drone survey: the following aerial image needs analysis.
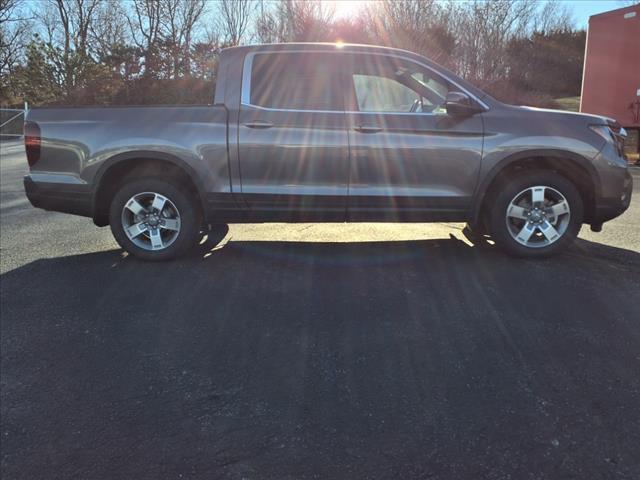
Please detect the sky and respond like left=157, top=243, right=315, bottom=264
left=330, top=0, right=635, bottom=29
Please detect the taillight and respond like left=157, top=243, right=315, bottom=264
left=24, top=121, right=41, bottom=167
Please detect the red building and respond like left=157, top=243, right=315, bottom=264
left=580, top=4, right=640, bottom=160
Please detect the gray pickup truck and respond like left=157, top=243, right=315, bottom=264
left=24, top=43, right=632, bottom=260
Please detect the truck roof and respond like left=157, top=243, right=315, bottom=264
left=222, top=42, right=419, bottom=57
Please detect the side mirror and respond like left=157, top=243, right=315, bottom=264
left=445, top=91, right=484, bottom=116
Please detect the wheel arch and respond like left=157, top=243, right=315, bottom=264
left=92, top=151, right=206, bottom=226
left=472, top=149, right=601, bottom=228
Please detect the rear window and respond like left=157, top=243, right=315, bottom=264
left=249, top=52, right=341, bottom=111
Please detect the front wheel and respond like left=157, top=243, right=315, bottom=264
left=489, top=171, right=584, bottom=258
left=109, top=177, right=202, bottom=261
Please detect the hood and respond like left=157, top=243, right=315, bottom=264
left=504, top=104, right=618, bottom=126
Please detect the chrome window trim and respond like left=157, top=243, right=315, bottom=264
left=241, top=49, right=491, bottom=114
left=240, top=102, right=344, bottom=115
left=240, top=102, right=452, bottom=117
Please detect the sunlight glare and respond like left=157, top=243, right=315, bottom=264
left=326, top=0, right=369, bottom=19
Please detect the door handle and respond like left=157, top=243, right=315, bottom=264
left=354, top=125, right=382, bottom=134
left=244, top=121, right=274, bottom=129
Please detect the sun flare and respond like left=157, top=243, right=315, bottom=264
left=325, top=0, right=369, bottom=19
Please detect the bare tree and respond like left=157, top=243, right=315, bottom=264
left=73, top=0, right=101, bottom=55
left=255, top=5, right=287, bottom=43
left=129, top=0, right=163, bottom=51
left=363, top=0, right=453, bottom=64
left=216, top=0, right=255, bottom=46
left=127, top=0, right=164, bottom=76
left=163, top=0, right=206, bottom=76
left=89, top=0, right=129, bottom=56
left=3, top=0, right=589, bottom=107
left=449, top=0, right=540, bottom=83
left=255, top=0, right=334, bottom=43
left=41, top=0, right=100, bottom=57
left=532, top=1, right=574, bottom=33
left=36, top=0, right=101, bottom=97
left=285, top=0, right=334, bottom=41
left=370, top=0, right=440, bottom=33
left=0, top=0, right=31, bottom=77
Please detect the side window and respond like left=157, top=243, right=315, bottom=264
left=249, top=52, right=341, bottom=111
left=350, top=55, right=450, bottom=113
left=353, top=75, right=419, bottom=112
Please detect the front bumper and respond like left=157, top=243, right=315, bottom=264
left=24, top=175, right=93, bottom=218
left=592, top=170, right=633, bottom=225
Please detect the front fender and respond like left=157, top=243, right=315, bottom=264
left=470, top=148, right=602, bottom=226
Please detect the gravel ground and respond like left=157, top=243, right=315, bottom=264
left=2, top=140, right=640, bottom=479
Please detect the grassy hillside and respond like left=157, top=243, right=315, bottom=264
left=555, top=96, right=581, bottom=112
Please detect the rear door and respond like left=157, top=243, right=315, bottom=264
left=238, top=51, right=348, bottom=220
left=344, top=53, right=485, bottom=221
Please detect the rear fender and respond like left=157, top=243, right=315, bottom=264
left=91, top=151, right=207, bottom=225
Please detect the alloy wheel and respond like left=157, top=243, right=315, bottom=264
left=505, top=185, right=571, bottom=248
left=121, top=192, right=181, bottom=251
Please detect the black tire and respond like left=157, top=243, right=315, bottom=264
left=488, top=170, right=584, bottom=258
left=109, top=177, right=202, bottom=261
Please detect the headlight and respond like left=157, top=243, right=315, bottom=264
left=589, top=124, right=627, bottom=157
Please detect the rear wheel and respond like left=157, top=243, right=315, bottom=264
left=489, top=171, right=583, bottom=258
left=109, top=177, right=202, bottom=261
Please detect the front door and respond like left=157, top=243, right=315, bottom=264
left=344, top=53, right=485, bottom=221
left=238, top=51, right=348, bottom=221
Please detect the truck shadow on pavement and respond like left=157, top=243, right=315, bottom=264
left=2, top=235, right=640, bottom=479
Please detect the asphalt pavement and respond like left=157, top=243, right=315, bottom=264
left=2, top=140, right=640, bottom=479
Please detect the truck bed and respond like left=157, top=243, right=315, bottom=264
left=26, top=105, right=230, bottom=194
